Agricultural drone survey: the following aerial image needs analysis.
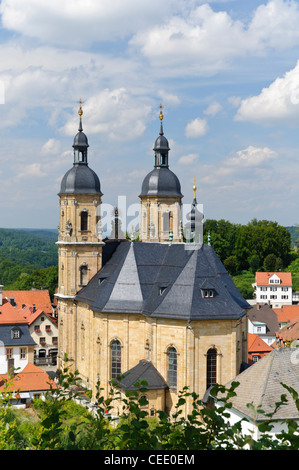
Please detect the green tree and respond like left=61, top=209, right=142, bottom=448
left=223, top=256, right=237, bottom=275
left=248, top=254, right=260, bottom=274
left=263, top=253, right=277, bottom=272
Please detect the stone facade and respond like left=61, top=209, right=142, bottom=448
left=57, top=108, right=249, bottom=416
left=139, top=197, right=183, bottom=243
left=57, top=193, right=103, bottom=297
left=58, top=301, right=248, bottom=414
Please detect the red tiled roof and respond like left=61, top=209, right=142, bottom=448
left=248, top=333, right=273, bottom=353
left=255, top=272, right=292, bottom=286
left=19, top=305, right=45, bottom=325
left=2, top=290, right=52, bottom=314
left=273, top=305, right=299, bottom=324
left=0, top=302, right=29, bottom=324
left=0, top=363, right=57, bottom=393
left=0, top=303, right=57, bottom=326
left=275, top=317, right=299, bottom=343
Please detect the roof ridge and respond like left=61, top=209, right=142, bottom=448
left=258, top=351, right=276, bottom=410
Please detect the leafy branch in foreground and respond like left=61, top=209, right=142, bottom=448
left=2, top=358, right=299, bottom=450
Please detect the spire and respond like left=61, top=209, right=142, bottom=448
left=184, top=178, right=204, bottom=244
left=192, top=177, right=197, bottom=205
left=159, top=103, right=164, bottom=135
left=78, top=99, right=84, bottom=132
left=154, top=104, right=170, bottom=168
left=73, top=99, right=89, bottom=165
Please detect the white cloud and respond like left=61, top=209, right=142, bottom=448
left=41, top=139, right=61, bottom=155
left=225, top=146, right=278, bottom=167
left=248, top=0, right=299, bottom=51
left=0, top=0, right=182, bottom=46
left=228, top=96, right=241, bottom=108
left=130, top=1, right=299, bottom=76
left=235, top=60, right=299, bottom=124
left=178, top=153, right=199, bottom=165
left=157, top=90, right=180, bottom=107
left=185, top=118, right=208, bottom=138
left=199, top=145, right=278, bottom=190
left=16, top=163, right=46, bottom=180
left=204, top=101, right=222, bottom=116
left=0, top=40, right=147, bottom=130
left=61, top=88, right=152, bottom=141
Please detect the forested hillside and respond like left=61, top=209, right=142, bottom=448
left=0, top=228, right=58, bottom=298
left=0, top=221, right=296, bottom=302
left=203, top=219, right=298, bottom=298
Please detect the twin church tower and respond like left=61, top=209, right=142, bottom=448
left=56, top=103, right=248, bottom=414
left=57, top=104, right=185, bottom=298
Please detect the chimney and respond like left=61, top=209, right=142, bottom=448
left=33, top=304, right=36, bottom=313
left=0, top=285, right=3, bottom=306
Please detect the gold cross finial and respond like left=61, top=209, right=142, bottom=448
left=193, top=177, right=197, bottom=199
left=78, top=99, right=84, bottom=117
left=159, top=104, right=164, bottom=121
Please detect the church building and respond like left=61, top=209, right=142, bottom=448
left=56, top=104, right=250, bottom=416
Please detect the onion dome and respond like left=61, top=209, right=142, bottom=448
left=139, top=106, right=183, bottom=198
left=59, top=101, right=102, bottom=195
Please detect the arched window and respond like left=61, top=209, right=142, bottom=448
left=168, top=347, right=177, bottom=388
left=80, top=211, right=88, bottom=231
left=111, top=339, right=121, bottom=379
left=206, top=348, right=217, bottom=389
left=80, top=263, right=88, bottom=286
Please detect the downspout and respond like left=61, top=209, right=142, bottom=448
left=185, top=320, right=192, bottom=418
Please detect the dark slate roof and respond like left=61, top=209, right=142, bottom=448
left=117, top=359, right=168, bottom=391
left=248, top=304, right=280, bottom=337
left=0, top=324, right=36, bottom=346
left=59, top=163, right=102, bottom=195
left=76, top=241, right=250, bottom=321
left=73, top=130, right=89, bottom=150
left=139, top=167, right=183, bottom=198
left=154, top=133, right=170, bottom=151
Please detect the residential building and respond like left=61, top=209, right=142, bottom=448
left=0, top=362, right=57, bottom=408
left=0, top=287, right=53, bottom=315
left=275, top=316, right=299, bottom=348
left=56, top=106, right=250, bottom=415
left=0, top=301, right=58, bottom=367
left=247, top=304, right=280, bottom=346
left=0, top=317, right=36, bottom=374
left=253, top=272, right=292, bottom=308
left=273, top=305, right=299, bottom=328
left=20, top=305, right=58, bottom=366
left=247, top=333, right=273, bottom=364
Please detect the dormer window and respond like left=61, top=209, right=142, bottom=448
left=11, top=327, right=20, bottom=339
left=202, top=289, right=215, bottom=298
left=98, top=276, right=108, bottom=286
left=159, top=286, right=167, bottom=296
left=269, top=275, right=280, bottom=285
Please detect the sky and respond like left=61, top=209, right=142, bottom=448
left=0, top=0, right=299, bottom=230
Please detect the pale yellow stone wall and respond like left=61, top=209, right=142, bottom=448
left=57, top=193, right=103, bottom=296
left=57, top=191, right=104, bottom=372
left=139, top=197, right=183, bottom=242
left=56, top=188, right=249, bottom=415
left=58, top=304, right=248, bottom=415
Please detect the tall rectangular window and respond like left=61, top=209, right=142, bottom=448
left=168, top=347, right=177, bottom=389
left=111, top=340, right=121, bottom=379
left=206, top=348, right=217, bottom=389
